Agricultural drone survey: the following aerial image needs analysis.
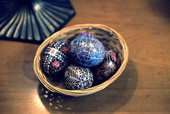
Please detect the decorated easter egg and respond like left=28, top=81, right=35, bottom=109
left=69, top=33, right=105, bottom=67
left=94, top=50, right=121, bottom=83
left=41, top=41, right=68, bottom=75
left=64, top=65, right=93, bottom=90
left=104, top=50, right=121, bottom=66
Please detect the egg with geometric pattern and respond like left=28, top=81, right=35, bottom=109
left=41, top=41, right=68, bottom=75
left=69, top=33, right=105, bottom=67
left=94, top=50, right=121, bottom=83
left=64, top=65, right=94, bottom=90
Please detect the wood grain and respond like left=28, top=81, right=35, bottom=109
left=0, top=0, right=170, bottom=113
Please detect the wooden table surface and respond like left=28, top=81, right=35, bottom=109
left=0, top=0, right=170, bottom=113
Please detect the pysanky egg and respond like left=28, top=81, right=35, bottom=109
left=41, top=41, right=68, bottom=75
left=64, top=65, right=93, bottom=90
left=94, top=50, right=121, bottom=82
left=69, top=33, right=105, bottom=67
left=105, top=50, right=121, bottom=66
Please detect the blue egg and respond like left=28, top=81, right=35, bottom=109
left=69, top=33, right=105, bottom=67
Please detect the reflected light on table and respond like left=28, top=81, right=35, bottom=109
left=33, top=89, right=49, bottom=114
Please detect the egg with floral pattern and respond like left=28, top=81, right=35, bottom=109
left=94, top=50, right=121, bottom=83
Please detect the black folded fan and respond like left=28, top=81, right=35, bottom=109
left=0, top=0, right=75, bottom=43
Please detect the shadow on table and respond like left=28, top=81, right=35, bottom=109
left=23, top=60, right=39, bottom=81
left=22, top=46, right=39, bottom=82
left=38, top=59, right=138, bottom=113
left=149, top=0, right=170, bottom=19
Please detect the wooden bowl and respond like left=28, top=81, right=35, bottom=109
left=33, top=24, right=129, bottom=97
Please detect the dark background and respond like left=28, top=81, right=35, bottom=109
left=0, top=0, right=170, bottom=113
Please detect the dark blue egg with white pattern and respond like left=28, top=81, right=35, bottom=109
left=41, top=41, right=68, bottom=75
left=64, top=65, right=93, bottom=90
left=69, top=33, right=105, bottom=67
